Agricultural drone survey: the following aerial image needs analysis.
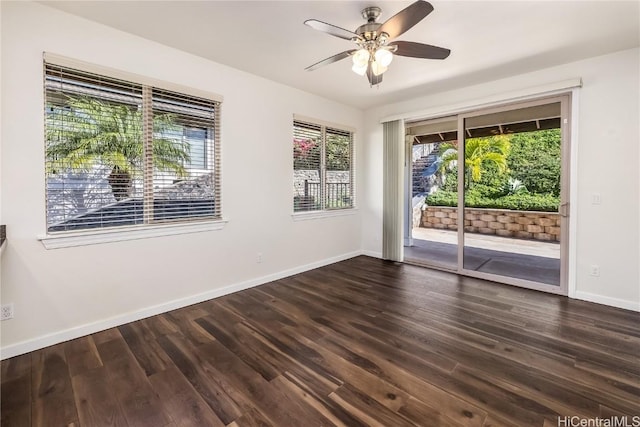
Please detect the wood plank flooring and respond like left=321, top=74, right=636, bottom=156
left=2, top=256, right=639, bottom=426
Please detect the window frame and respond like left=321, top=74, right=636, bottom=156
left=39, top=54, right=226, bottom=248
left=292, top=115, right=356, bottom=218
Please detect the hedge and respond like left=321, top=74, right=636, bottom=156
left=426, top=191, right=559, bottom=212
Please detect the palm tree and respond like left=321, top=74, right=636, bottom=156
left=46, top=96, right=191, bottom=201
left=439, top=135, right=510, bottom=188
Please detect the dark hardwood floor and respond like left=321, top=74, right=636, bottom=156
left=2, top=256, right=639, bottom=426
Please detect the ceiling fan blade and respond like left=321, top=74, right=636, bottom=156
left=366, top=63, right=383, bottom=86
left=304, top=19, right=359, bottom=41
left=389, top=41, right=451, bottom=60
left=305, top=50, right=356, bottom=71
left=378, top=0, right=434, bottom=40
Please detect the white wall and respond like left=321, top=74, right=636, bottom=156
left=361, top=48, right=640, bottom=311
left=0, top=2, right=364, bottom=356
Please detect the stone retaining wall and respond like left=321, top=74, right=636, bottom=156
left=421, top=206, right=560, bottom=242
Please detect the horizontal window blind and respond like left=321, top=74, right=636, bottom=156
left=44, top=61, right=221, bottom=233
left=293, top=121, right=322, bottom=212
left=325, top=127, right=353, bottom=209
left=151, top=88, right=219, bottom=222
left=293, top=119, right=354, bottom=212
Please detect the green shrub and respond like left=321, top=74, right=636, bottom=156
left=492, top=194, right=559, bottom=211
left=508, top=129, right=561, bottom=196
left=466, top=183, right=506, bottom=199
left=426, top=191, right=559, bottom=212
left=440, top=165, right=458, bottom=192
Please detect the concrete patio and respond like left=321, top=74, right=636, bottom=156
left=405, top=227, right=561, bottom=286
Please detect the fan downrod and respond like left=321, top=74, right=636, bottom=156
left=361, top=6, right=381, bottom=23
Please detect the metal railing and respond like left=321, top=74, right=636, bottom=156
left=413, top=143, right=434, bottom=162
left=326, top=182, right=351, bottom=208
left=295, top=180, right=351, bottom=211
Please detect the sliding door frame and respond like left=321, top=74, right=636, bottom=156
left=455, top=94, right=571, bottom=295
left=403, top=93, right=572, bottom=296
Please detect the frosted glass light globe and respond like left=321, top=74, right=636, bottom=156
left=371, top=61, right=388, bottom=76
left=352, top=63, right=368, bottom=75
left=374, top=48, right=393, bottom=67
left=352, top=49, right=370, bottom=67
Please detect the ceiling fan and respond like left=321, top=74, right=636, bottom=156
left=304, top=0, right=450, bottom=86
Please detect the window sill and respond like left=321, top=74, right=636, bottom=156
left=291, top=209, right=357, bottom=221
left=38, top=219, right=228, bottom=249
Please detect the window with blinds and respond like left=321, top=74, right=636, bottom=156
left=293, top=119, right=354, bottom=212
left=44, top=62, right=221, bottom=233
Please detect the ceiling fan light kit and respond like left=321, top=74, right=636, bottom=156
left=304, top=0, right=451, bottom=87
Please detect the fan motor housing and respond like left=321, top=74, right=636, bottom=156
left=356, top=22, right=383, bottom=41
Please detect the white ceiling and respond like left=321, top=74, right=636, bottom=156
left=43, top=1, right=640, bottom=109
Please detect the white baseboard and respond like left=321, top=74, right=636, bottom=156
left=573, top=291, right=640, bottom=312
left=361, top=250, right=382, bottom=259
left=0, top=250, right=362, bottom=360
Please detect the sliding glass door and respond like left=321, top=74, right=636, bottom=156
left=404, top=116, right=459, bottom=270
left=405, top=95, right=570, bottom=295
left=459, top=97, right=569, bottom=294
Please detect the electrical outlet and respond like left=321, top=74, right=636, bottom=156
left=1, top=304, right=14, bottom=321
left=257, top=252, right=263, bottom=263
left=592, top=193, right=602, bottom=205
left=589, top=265, right=600, bottom=277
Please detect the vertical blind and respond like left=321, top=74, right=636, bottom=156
left=44, top=62, right=221, bottom=233
left=382, top=120, right=404, bottom=261
left=293, top=119, right=354, bottom=212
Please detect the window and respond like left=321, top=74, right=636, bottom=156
left=293, top=118, right=354, bottom=212
left=183, top=127, right=208, bottom=170
left=44, top=61, right=221, bottom=233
